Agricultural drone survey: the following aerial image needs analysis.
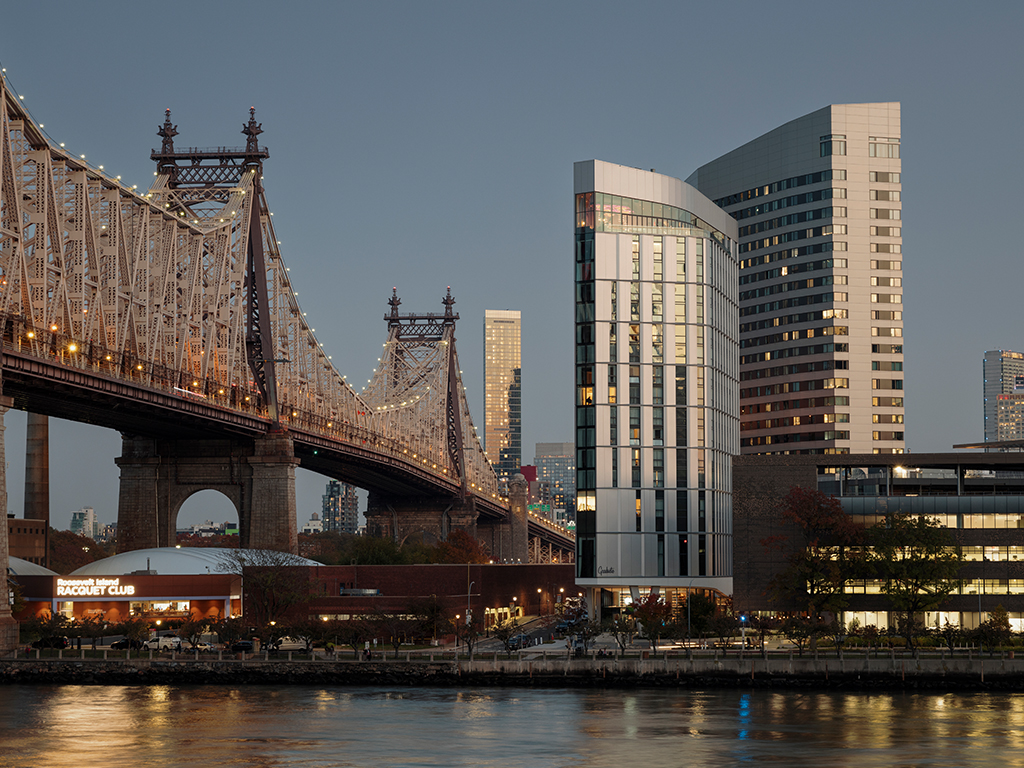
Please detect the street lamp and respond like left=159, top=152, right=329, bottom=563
left=468, top=581, right=475, bottom=626
left=685, top=577, right=697, bottom=644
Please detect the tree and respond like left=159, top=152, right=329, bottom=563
left=685, top=592, right=717, bottom=641
left=572, top=618, right=604, bottom=654
left=780, top=614, right=831, bottom=656
left=761, top=487, right=863, bottom=617
left=450, top=611, right=484, bottom=658
left=868, top=513, right=962, bottom=647
left=211, top=616, right=247, bottom=647
left=709, top=614, right=739, bottom=647
left=110, top=617, right=150, bottom=646
left=329, top=618, right=371, bottom=658
left=216, top=549, right=314, bottom=629
left=492, top=618, right=523, bottom=657
left=22, top=611, right=72, bottom=644
left=288, top=618, right=332, bottom=653
left=76, top=615, right=108, bottom=649
left=436, top=529, right=490, bottom=564
left=369, top=604, right=428, bottom=659
left=630, top=593, right=672, bottom=649
left=746, top=615, right=779, bottom=655
left=975, top=604, right=1012, bottom=655
left=48, top=528, right=113, bottom=574
left=177, top=617, right=209, bottom=649
left=604, top=614, right=635, bottom=652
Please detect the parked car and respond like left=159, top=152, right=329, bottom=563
left=507, top=633, right=532, bottom=651
left=145, top=635, right=182, bottom=651
left=187, top=641, right=215, bottom=652
left=31, top=636, right=69, bottom=649
left=268, top=636, right=305, bottom=652
left=231, top=640, right=254, bottom=653
left=110, top=639, right=143, bottom=650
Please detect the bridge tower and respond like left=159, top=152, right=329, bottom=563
left=362, top=289, right=485, bottom=546
left=115, top=109, right=299, bottom=553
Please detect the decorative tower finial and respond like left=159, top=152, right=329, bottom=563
left=157, top=109, right=178, bottom=154
left=443, top=286, right=456, bottom=322
left=388, top=287, right=402, bottom=326
left=242, top=106, right=263, bottom=155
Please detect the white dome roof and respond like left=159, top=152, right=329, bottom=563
left=70, top=547, right=322, bottom=576
left=8, top=557, right=58, bottom=576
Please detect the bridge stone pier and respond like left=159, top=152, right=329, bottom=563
left=115, top=431, right=299, bottom=554
left=364, top=493, right=479, bottom=547
left=476, top=474, right=529, bottom=563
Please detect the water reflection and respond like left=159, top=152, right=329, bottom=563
left=3, top=686, right=1024, bottom=767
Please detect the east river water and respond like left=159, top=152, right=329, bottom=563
left=3, top=685, right=1024, bottom=767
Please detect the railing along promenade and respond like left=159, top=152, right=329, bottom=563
left=7, top=645, right=1024, bottom=688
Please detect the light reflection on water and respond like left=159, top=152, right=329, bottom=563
left=2, top=685, right=1024, bottom=767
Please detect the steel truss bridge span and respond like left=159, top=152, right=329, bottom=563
left=0, top=72, right=573, bottom=559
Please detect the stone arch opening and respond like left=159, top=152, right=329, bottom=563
left=173, top=489, right=239, bottom=542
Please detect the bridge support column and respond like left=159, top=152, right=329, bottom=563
left=365, top=492, right=478, bottom=545
left=478, top=474, right=529, bottom=563
left=0, top=390, right=19, bottom=652
left=116, top=432, right=299, bottom=554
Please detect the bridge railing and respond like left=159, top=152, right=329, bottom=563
left=0, top=312, right=509, bottom=505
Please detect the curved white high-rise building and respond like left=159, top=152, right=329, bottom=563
left=573, top=160, right=739, bottom=613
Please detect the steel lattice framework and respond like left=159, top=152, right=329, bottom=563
left=0, top=72, right=501, bottom=504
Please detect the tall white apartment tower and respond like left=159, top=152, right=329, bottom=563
left=574, top=160, right=739, bottom=613
left=689, top=104, right=904, bottom=455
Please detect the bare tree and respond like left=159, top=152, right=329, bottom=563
left=215, top=549, right=314, bottom=630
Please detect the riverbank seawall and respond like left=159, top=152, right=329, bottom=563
left=5, top=655, right=1024, bottom=690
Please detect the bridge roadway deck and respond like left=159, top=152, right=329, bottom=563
left=1, top=350, right=572, bottom=548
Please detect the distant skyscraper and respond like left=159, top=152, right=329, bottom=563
left=69, top=507, right=99, bottom=539
left=984, top=350, right=1024, bottom=445
left=483, top=309, right=522, bottom=481
left=690, top=103, right=904, bottom=455
left=534, top=442, right=576, bottom=514
left=322, top=480, right=359, bottom=534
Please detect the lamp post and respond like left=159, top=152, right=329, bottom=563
left=685, top=577, right=697, bottom=644
left=468, top=582, right=475, bottom=627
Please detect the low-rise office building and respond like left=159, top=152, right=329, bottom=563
left=734, top=452, right=1024, bottom=631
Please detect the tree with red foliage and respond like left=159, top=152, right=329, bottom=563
left=630, top=592, right=673, bottom=649
left=761, top=486, right=864, bottom=616
left=436, top=529, right=489, bottom=564
left=48, top=528, right=113, bottom=574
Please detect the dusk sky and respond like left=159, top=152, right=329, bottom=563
left=0, top=1, right=1020, bottom=530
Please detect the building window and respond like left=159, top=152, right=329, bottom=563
left=870, top=226, right=901, bottom=237
left=869, top=138, right=900, bottom=158
left=820, top=134, right=847, bottom=156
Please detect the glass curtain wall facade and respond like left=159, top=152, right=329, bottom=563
left=984, top=350, right=1024, bottom=445
left=483, top=310, right=522, bottom=482
left=534, top=442, right=577, bottom=517
left=689, top=103, right=904, bottom=455
left=322, top=480, right=359, bottom=534
left=574, top=160, right=739, bottom=611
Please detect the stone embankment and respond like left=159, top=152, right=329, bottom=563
left=4, top=654, right=1024, bottom=690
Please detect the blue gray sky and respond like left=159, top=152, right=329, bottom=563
left=0, top=1, right=1020, bottom=529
